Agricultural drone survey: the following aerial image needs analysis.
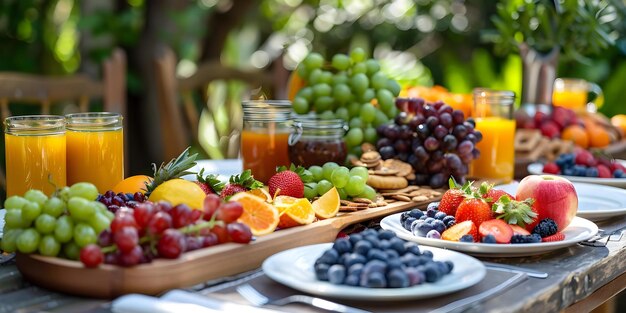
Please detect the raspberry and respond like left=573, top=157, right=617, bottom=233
left=597, top=165, right=612, bottom=178
left=543, top=162, right=560, bottom=174
left=542, top=232, right=565, bottom=242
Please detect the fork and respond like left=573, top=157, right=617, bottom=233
left=236, top=284, right=372, bottom=313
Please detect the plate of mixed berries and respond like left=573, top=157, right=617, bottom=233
left=381, top=176, right=599, bottom=257
left=528, top=150, right=626, bottom=188
left=262, top=229, right=486, bottom=300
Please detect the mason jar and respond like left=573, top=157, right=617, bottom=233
left=288, top=116, right=348, bottom=168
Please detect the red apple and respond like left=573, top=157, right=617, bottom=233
left=516, top=175, right=578, bottom=232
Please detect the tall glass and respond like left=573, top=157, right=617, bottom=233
left=66, top=112, right=124, bottom=192
left=470, top=89, right=516, bottom=182
left=4, top=115, right=66, bottom=196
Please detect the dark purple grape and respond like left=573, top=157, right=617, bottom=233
left=444, top=153, right=462, bottom=170
left=463, top=121, right=475, bottom=131
left=407, top=98, right=425, bottom=114
left=377, top=124, right=387, bottom=136
left=465, top=118, right=476, bottom=127
left=411, top=137, right=423, bottom=151
left=429, top=173, right=446, bottom=188
left=459, top=164, right=469, bottom=175
left=426, top=116, right=439, bottom=130
left=452, top=125, right=468, bottom=139
left=432, top=100, right=444, bottom=110
left=395, top=98, right=409, bottom=112
left=108, top=205, right=120, bottom=213
left=466, top=133, right=477, bottom=143
left=414, top=174, right=429, bottom=186
left=474, top=130, right=483, bottom=142
left=98, top=230, right=113, bottom=247
left=383, top=125, right=399, bottom=140
left=433, top=125, right=448, bottom=139
left=430, top=150, right=444, bottom=162
left=395, top=111, right=409, bottom=125
left=416, top=124, right=430, bottom=139
left=437, top=104, right=453, bottom=115
left=452, top=175, right=466, bottom=186
left=104, top=190, right=115, bottom=198
left=379, top=146, right=396, bottom=160
left=457, top=140, right=474, bottom=155
left=414, top=146, right=429, bottom=162
left=424, top=106, right=437, bottom=118
left=452, top=110, right=465, bottom=125
left=443, top=134, right=458, bottom=151
left=439, top=113, right=453, bottom=128
left=100, top=197, right=112, bottom=206
left=112, top=196, right=125, bottom=207
left=472, top=149, right=481, bottom=159
left=460, top=153, right=473, bottom=164
left=394, top=140, right=409, bottom=153
left=408, top=114, right=425, bottom=129
left=424, top=137, right=439, bottom=151
left=427, top=160, right=444, bottom=173
left=376, top=137, right=392, bottom=150
left=397, top=152, right=409, bottom=162
left=399, top=125, right=413, bottom=139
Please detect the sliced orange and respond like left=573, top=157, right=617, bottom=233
left=311, top=187, right=340, bottom=219
left=230, top=193, right=279, bottom=236
left=246, top=187, right=272, bottom=202
left=274, top=196, right=315, bottom=229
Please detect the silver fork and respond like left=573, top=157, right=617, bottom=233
left=236, top=284, right=372, bottom=313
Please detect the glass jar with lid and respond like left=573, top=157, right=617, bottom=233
left=241, top=100, right=293, bottom=183
left=288, top=115, right=348, bottom=168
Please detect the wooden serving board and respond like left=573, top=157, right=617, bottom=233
left=16, top=199, right=434, bottom=298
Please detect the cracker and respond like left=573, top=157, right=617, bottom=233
left=392, top=195, right=412, bottom=202
left=361, top=143, right=376, bottom=153
left=372, top=168, right=400, bottom=176
left=352, top=198, right=374, bottom=204
left=367, top=175, right=408, bottom=190
left=361, top=151, right=382, bottom=162
left=339, top=206, right=358, bottom=212
left=412, top=195, right=429, bottom=202
left=383, top=159, right=413, bottom=177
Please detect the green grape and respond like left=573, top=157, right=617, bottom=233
left=68, top=197, right=95, bottom=221
left=330, top=167, right=350, bottom=188
left=24, top=190, right=47, bottom=206
left=314, top=96, right=334, bottom=112
left=320, top=71, right=333, bottom=84
left=57, top=186, right=71, bottom=202
left=304, top=182, right=318, bottom=199
left=377, top=89, right=394, bottom=112
left=43, top=197, right=66, bottom=218
left=63, top=242, right=81, bottom=260
left=365, top=59, right=380, bottom=75
left=304, top=52, right=324, bottom=70
left=69, top=182, right=99, bottom=201
left=345, top=128, right=364, bottom=147
left=335, top=107, right=349, bottom=121
left=350, top=145, right=363, bottom=156
left=373, top=110, right=389, bottom=127
left=300, top=169, right=314, bottom=183
left=92, top=201, right=108, bottom=214
left=89, top=212, right=111, bottom=234
left=296, top=65, right=309, bottom=79
left=54, top=216, right=74, bottom=243
left=347, top=102, right=361, bottom=118
left=350, top=48, right=366, bottom=63
left=332, top=84, right=351, bottom=104
left=322, top=162, right=340, bottom=181
left=35, top=214, right=56, bottom=235
left=332, top=54, right=350, bottom=71
left=312, top=83, right=332, bottom=98
left=385, top=106, right=399, bottom=119
left=38, top=235, right=61, bottom=257
left=298, top=86, right=314, bottom=101
left=351, top=63, right=367, bottom=74
left=319, top=110, right=335, bottom=120
left=22, top=201, right=42, bottom=223
left=16, top=228, right=40, bottom=253
left=4, top=195, right=28, bottom=210
left=293, top=97, right=310, bottom=114
left=387, top=79, right=401, bottom=96
left=308, top=68, right=323, bottom=84
left=73, top=223, right=97, bottom=248
left=350, top=73, right=369, bottom=93
left=363, top=126, right=378, bottom=143
left=370, top=72, right=388, bottom=90
left=1, top=229, right=23, bottom=252
left=360, top=89, right=375, bottom=103
left=349, top=117, right=363, bottom=129
left=350, top=167, right=369, bottom=181
left=309, top=166, right=324, bottom=182
left=5, top=209, right=26, bottom=229
left=337, top=188, right=348, bottom=200
left=332, top=72, right=348, bottom=85
left=356, top=185, right=377, bottom=201
left=345, top=176, right=366, bottom=196
left=360, top=103, right=376, bottom=123
left=103, top=210, right=115, bottom=221
left=316, top=180, right=333, bottom=196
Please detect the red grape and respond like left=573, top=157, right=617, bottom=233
left=227, top=222, right=253, bottom=243
left=133, top=192, right=146, bottom=202
left=133, top=203, right=155, bottom=228
left=211, top=225, right=230, bottom=243
left=157, top=229, right=186, bottom=259
left=147, top=211, right=172, bottom=235
left=452, top=110, right=465, bottom=124
left=171, top=204, right=193, bottom=228
left=80, top=244, right=104, bottom=268
left=104, top=252, right=119, bottom=265
left=185, top=236, right=203, bottom=251
left=201, top=233, right=219, bottom=247
left=190, top=209, right=202, bottom=222
left=114, top=226, right=139, bottom=253
left=216, top=202, right=244, bottom=223
left=110, top=213, right=138, bottom=233
left=154, top=201, right=173, bottom=214
left=424, top=137, right=439, bottom=151
left=119, top=245, right=142, bottom=266
left=97, top=230, right=113, bottom=247
left=203, top=194, right=221, bottom=220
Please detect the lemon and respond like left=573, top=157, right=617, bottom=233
left=149, top=179, right=205, bottom=209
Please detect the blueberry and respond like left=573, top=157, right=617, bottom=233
left=333, top=238, right=352, bottom=254
left=362, top=271, right=387, bottom=288
left=419, top=215, right=427, bottom=220
left=460, top=234, right=474, bottom=242
left=424, top=217, right=435, bottom=224
left=434, top=212, right=447, bottom=220
left=414, top=221, right=434, bottom=237
left=378, top=239, right=391, bottom=250
left=405, top=267, right=425, bottom=286
left=367, top=249, right=387, bottom=261
left=586, top=167, right=599, bottom=177
left=426, top=229, right=441, bottom=239
left=421, top=250, right=434, bottom=260
left=444, top=260, right=454, bottom=273
left=614, top=169, right=624, bottom=178
left=348, top=234, right=363, bottom=245
left=426, top=202, right=440, bottom=211
left=317, top=249, right=339, bottom=264
left=431, top=220, right=446, bottom=234
left=442, top=216, right=456, bottom=228
left=424, top=263, right=442, bottom=282
left=343, top=253, right=367, bottom=268
left=404, top=242, right=420, bottom=255
left=573, top=165, right=587, bottom=177
left=426, top=210, right=437, bottom=218
left=400, top=253, right=420, bottom=267
left=402, top=217, right=417, bottom=230
left=354, top=240, right=372, bottom=255
left=315, top=263, right=330, bottom=281
left=408, top=208, right=424, bottom=219
left=387, top=269, right=410, bottom=288
left=361, top=229, right=377, bottom=237
left=385, top=249, right=400, bottom=259
left=400, top=211, right=411, bottom=224
left=348, top=263, right=364, bottom=276
left=563, top=168, right=575, bottom=176
left=378, top=230, right=396, bottom=240
left=387, top=259, right=403, bottom=271
left=416, top=255, right=430, bottom=266
left=482, top=234, right=497, bottom=244
left=435, top=261, right=449, bottom=276
left=363, top=259, right=388, bottom=272
left=364, top=235, right=380, bottom=248
left=389, top=237, right=406, bottom=254
left=556, top=157, right=566, bottom=168
left=328, top=264, right=346, bottom=284
left=344, top=274, right=359, bottom=286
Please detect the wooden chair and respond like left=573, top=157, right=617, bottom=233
left=153, top=46, right=275, bottom=161
left=0, top=48, right=127, bottom=191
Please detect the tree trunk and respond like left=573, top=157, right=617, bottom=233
left=200, top=1, right=258, bottom=61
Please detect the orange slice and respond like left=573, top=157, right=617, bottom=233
left=246, top=188, right=272, bottom=202
left=311, top=187, right=340, bottom=219
left=274, top=196, right=315, bottom=229
left=230, top=193, right=279, bottom=236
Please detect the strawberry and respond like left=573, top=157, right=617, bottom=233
left=492, top=195, right=538, bottom=228
left=510, top=224, right=531, bottom=236
left=478, top=219, right=513, bottom=244
left=441, top=221, right=479, bottom=242
left=484, top=188, right=513, bottom=208
left=195, top=169, right=224, bottom=195
left=454, top=198, right=493, bottom=227
left=220, top=170, right=263, bottom=199
left=439, top=178, right=473, bottom=216
left=542, top=232, right=565, bottom=242
left=597, top=164, right=612, bottom=178
left=269, top=171, right=304, bottom=198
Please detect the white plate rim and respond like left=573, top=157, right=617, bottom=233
left=380, top=214, right=598, bottom=257
left=527, top=160, right=626, bottom=187
left=262, top=243, right=486, bottom=301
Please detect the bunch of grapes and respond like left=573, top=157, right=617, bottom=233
left=376, top=98, right=482, bottom=188
left=304, top=162, right=377, bottom=201
left=97, top=190, right=147, bottom=213
left=293, top=48, right=402, bottom=155
left=1, top=183, right=113, bottom=260
left=82, top=194, right=252, bottom=268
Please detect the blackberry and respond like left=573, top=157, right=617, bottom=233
left=532, top=218, right=558, bottom=238
left=482, top=234, right=497, bottom=244
left=459, top=234, right=474, bottom=243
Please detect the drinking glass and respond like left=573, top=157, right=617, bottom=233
left=552, top=78, right=604, bottom=112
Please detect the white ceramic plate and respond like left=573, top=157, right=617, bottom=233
left=380, top=214, right=598, bottom=257
left=262, top=243, right=486, bottom=301
left=497, top=182, right=626, bottom=222
left=528, top=160, right=626, bottom=188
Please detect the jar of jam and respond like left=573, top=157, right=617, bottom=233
left=241, top=100, right=293, bottom=183
left=288, top=116, right=348, bottom=167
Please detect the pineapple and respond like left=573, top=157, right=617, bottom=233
left=145, top=147, right=198, bottom=196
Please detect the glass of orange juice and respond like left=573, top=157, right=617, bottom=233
left=470, top=89, right=516, bottom=183
left=552, top=78, right=604, bottom=112
left=4, top=115, right=67, bottom=196
left=65, top=112, right=124, bottom=192
left=241, top=100, right=292, bottom=183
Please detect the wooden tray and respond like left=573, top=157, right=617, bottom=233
left=16, top=200, right=434, bottom=298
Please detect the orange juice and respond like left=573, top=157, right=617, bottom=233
left=552, top=90, right=587, bottom=110
left=66, top=129, right=124, bottom=191
left=470, top=117, right=516, bottom=181
left=241, top=130, right=290, bottom=183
